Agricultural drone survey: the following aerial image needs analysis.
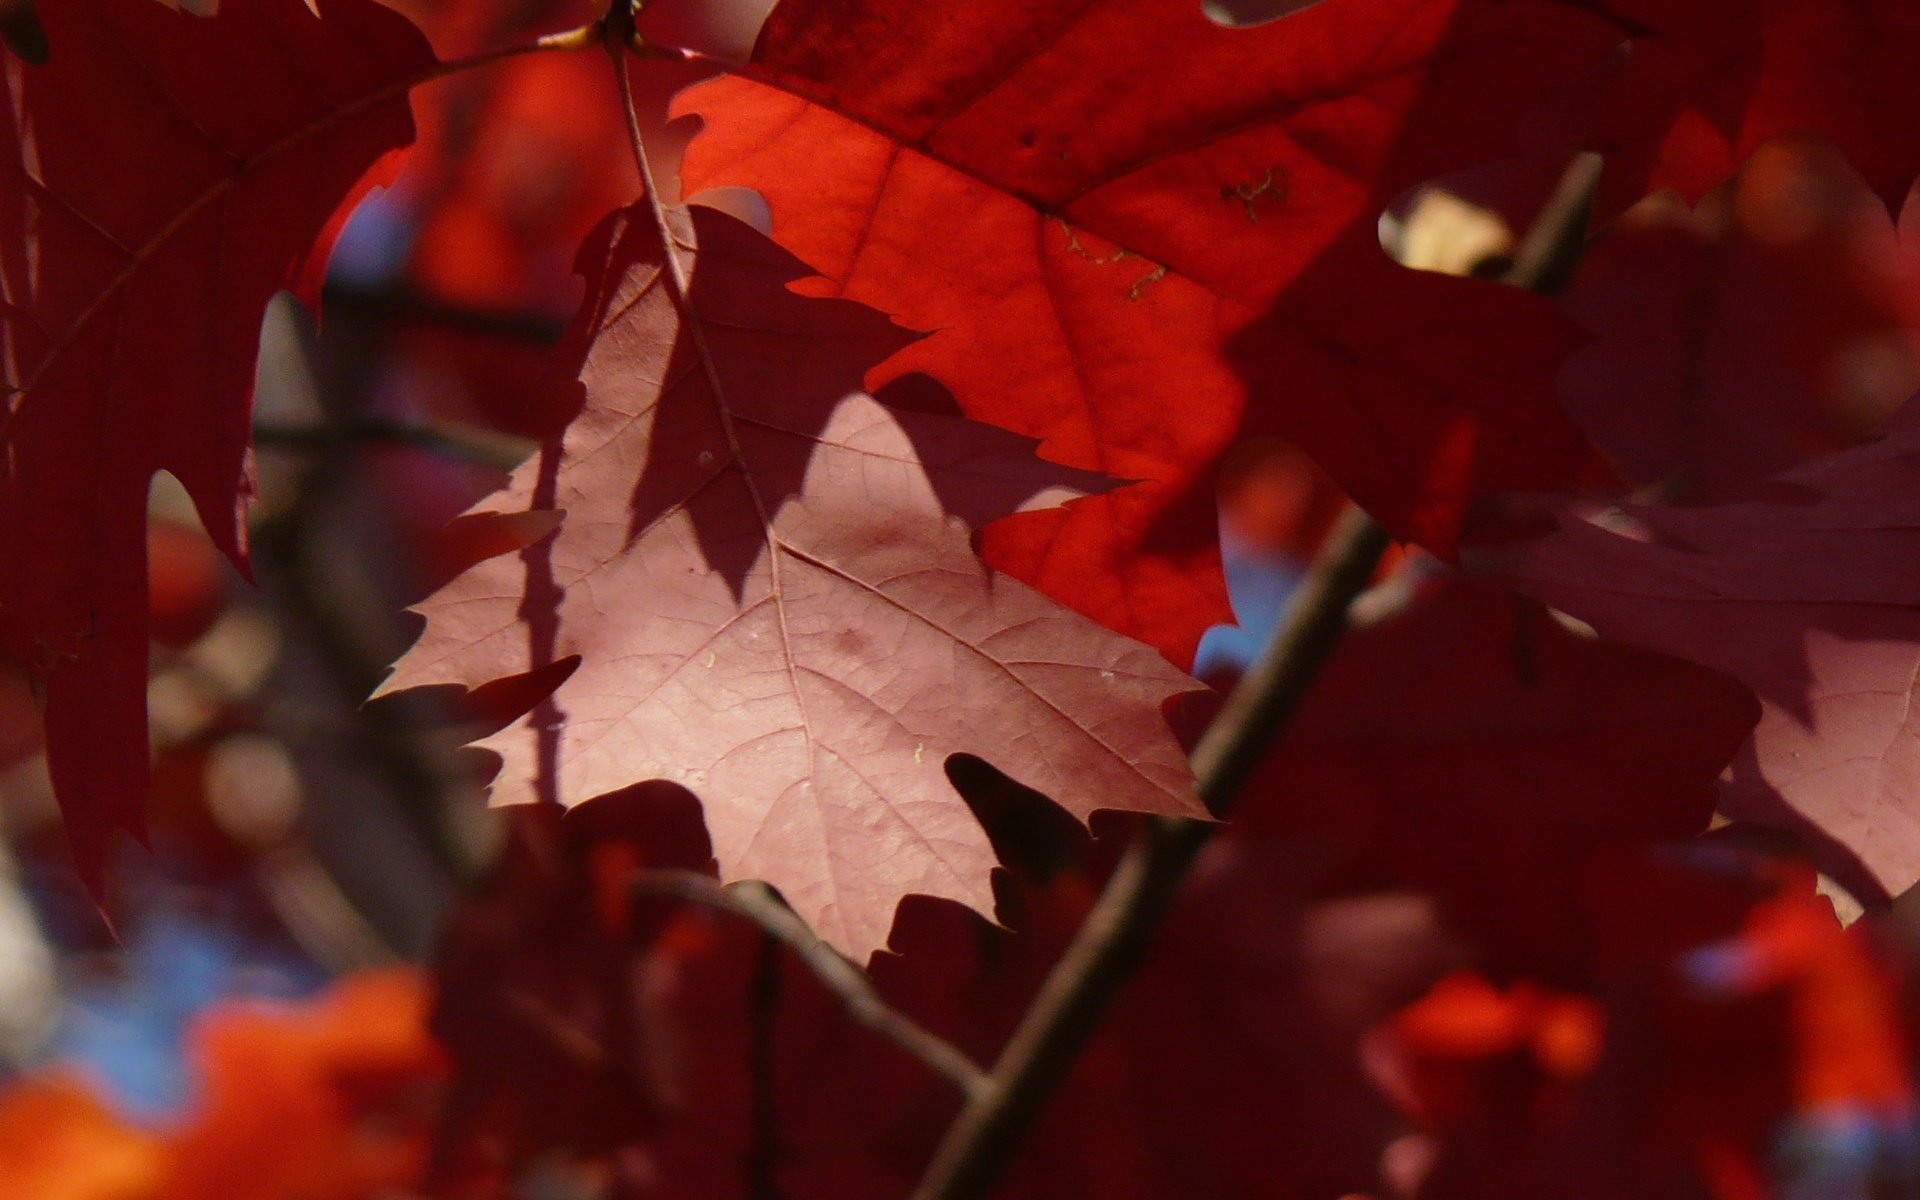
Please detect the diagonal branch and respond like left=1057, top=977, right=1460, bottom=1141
left=906, top=504, right=1391, bottom=1200
left=632, top=869, right=992, bottom=1098
left=904, top=150, right=1603, bottom=1200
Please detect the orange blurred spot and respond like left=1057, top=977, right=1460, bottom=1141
left=0, top=1075, right=165, bottom=1200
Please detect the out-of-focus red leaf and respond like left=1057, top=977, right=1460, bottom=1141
left=0, top=0, right=436, bottom=888
left=1559, top=137, right=1919, bottom=499
left=1572, top=1, right=1920, bottom=216
left=1238, top=573, right=1758, bottom=976
left=1693, top=878, right=1913, bottom=1115
left=1371, top=970, right=1602, bottom=1130
left=147, top=519, right=229, bottom=652
left=1215, top=436, right=1347, bottom=561
left=427, top=796, right=708, bottom=1187
left=1378, top=840, right=1916, bottom=1200
left=0, top=0, right=44, bottom=63
left=406, top=51, right=639, bottom=318
left=0, top=971, right=444, bottom=1200
left=160, top=970, right=445, bottom=1200
left=435, top=805, right=1454, bottom=1198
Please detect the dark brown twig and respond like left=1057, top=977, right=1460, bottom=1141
left=749, top=929, right=785, bottom=1200
left=905, top=505, right=1391, bottom=1200
left=254, top=416, right=533, bottom=470
left=318, top=281, right=565, bottom=343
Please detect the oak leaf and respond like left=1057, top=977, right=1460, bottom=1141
left=384, top=202, right=1204, bottom=960
left=670, top=0, right=1623, bottom=666
left=0, top=0, right=435, bottom=886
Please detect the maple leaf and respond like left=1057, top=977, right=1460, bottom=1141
left=669, top=0, right=1623, bottom=667
left=1502, top=398, right=1920, bottom=903
left=384, top=202, right=1204, bottom=961
left=0, top=0, right=436, bottom=886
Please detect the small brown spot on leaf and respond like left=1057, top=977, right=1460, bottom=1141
left=1127, top=265, right=1167, bottom=301
left=1055, top=216, right=1132, bottom=265
left=1221, top=166, right=1287, bottom=223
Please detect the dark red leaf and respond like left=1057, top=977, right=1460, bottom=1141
left=0, top=0, right=436, bottom=887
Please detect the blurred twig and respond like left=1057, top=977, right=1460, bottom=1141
left=255, top=416, right=533, bottom=472
left=749, top=929, right=782, bottom=1200
left=632, top=871, right=991, bottom=1097
left=319, top=282, right=565, bottom=345
left=1504, top=152, right=1603, bottom=295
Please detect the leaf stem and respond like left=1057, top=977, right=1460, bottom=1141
left=632, top=871, right=993, bottom=1098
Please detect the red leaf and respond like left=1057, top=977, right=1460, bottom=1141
left=671, top=0, right=1623, bottom=665
left=0, top=971, right=445, bottom=1200
left=384, top=203, right=1204, bottom=960
left=0, top=0, right=436, bottom=887
left=1504, top=398, right=1920, bottom=900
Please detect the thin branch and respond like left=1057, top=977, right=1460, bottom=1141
left=1503, top=151, right=1603, bottom=295
left=904, top=151, right=1605, bottom=1200
left=318, top=280, right=565, bottom=343
left=906, top=506, right=1390, bottom=1200
left=749, top=929, right=784, bottom=1200
left=632, top=870, right=993, bottom=1098
left=254, top=416, right=532, bottom=470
